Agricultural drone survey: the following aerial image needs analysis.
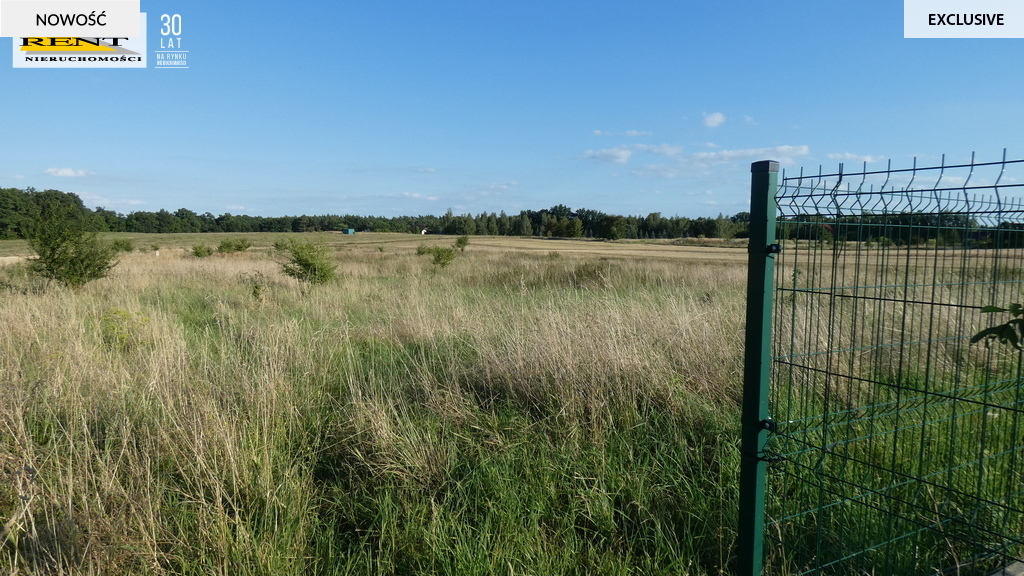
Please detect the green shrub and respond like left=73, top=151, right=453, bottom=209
left=22, top=199, right=118, bottom=288
left=417, top=239, right=464, bottom=268
left=218, top=238, right=252, bottom=253
left=415, top=244, right=458, bottom=268
left=192, top=244, right=214, bottom=258
left=110, top=239, right=134, bottom=253
left=282, top=241, right=337, bottom=284
left=431, top=246, right=457, bottom=268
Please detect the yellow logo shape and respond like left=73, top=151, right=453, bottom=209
left=20, top=38, right=121, bottom=52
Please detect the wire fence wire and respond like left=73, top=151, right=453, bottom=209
left=763, top=152, right=1024, bottom=575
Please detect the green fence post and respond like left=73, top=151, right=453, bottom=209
left=738, top=160, right=780, bottom=576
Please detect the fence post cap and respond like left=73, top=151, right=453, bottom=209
left=751, top=160, right=780, bottom=173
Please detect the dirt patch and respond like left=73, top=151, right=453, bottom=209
left=0, top=257, right=26, bottom=266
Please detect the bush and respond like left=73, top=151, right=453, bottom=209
left=431, top=246, right=457, bottom=268
left=23, top=199, right=118, bottom=288
left=111, top=239, right=134, bottom=253
left=416, top=244, right=458, bottom=268
left=282, top=241, right=336, bottom=284
left=192, top=245, right=214, bottom=258
left=218, top=238, right=252, bottom=253
left=417, top=238, right=465, bottom=268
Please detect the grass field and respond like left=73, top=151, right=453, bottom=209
left=0, top=233, right=749, bottom=575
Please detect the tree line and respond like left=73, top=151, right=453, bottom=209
left=0, top=188, right=752, bottom=240
left=6, top=186, right=1016, bottom=246
left=779, top=213, right=1024, bottom=248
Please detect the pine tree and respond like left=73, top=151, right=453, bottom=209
left=518, top=214, right=533, bottom=236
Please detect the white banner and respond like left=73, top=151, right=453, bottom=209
left=1, top=0, right=140, bottom=38
left=905, top=0, right=1024, bottom=38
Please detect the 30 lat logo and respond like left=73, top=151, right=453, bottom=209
left=155, top=13, right=188, bottom=68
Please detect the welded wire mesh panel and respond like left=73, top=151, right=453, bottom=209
left=764, top=153, right=1024, bottom=575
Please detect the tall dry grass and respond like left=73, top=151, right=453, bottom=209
left=1, top=241, right=747, bottom=575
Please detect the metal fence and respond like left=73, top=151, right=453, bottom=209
left=739, top=153, right=1024, bottom=575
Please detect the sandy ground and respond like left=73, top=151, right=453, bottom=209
left=0, top=256, right=25, bottom=266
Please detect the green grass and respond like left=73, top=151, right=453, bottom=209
left=0, top=239, right=746, bottom=575
left=765, top=379, right=1024, bottom=575
left=4, top=234, right=1016, bottom=574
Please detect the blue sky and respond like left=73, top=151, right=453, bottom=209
left=1, top=0, right=1023, bottom=218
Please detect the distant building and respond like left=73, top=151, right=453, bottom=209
left=342, top=229, right=355, bottom=235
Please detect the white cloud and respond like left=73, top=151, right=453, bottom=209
left=744, top=116, right=757, bottom=126
left=594, top=129, right=651, bottom=137
left=226, top=205, right=246, bottom=211
left=582, top=147, right=633, bottom=164
left=692, top=145, right=810, bottom=165
left=402, top=192, right=439, bottom=201
left=827, top=152, right=886, bottom=163
left=45, top=167, right=91, bottom=177
left=703, top=112, right=727, bottom=128
left=417, top=167, right=436, bottom=173
left=634, top=143, right=684, bottom=157
left=631, top=164, right=680, bottom=178
left=478, top=181, right=518, bottom=196
left=583, top=143, right=681, bottom=166
left=582, top=141, right=809, bottom=179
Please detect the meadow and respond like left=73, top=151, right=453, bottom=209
left=0, top=233, right=749, bottom=575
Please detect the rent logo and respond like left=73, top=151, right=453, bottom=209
left=20, top=36, right=139, bottom=53
left=12, top=14, right=146, bottom=68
